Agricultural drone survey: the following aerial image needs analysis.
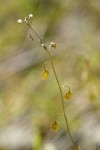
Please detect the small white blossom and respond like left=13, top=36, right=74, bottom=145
left=42, top=44, right=47, bottom=51
left=17, top=19, right=23, bottom=24
left=24, top=17, right=28, bottom=23
left=29, top=14, right=33, bottom=19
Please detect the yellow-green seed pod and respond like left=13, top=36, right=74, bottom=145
left=64, top=91, right=72, bottom=100
left=49, top=42, right=56, bottom=49
left=50, top=120, right=60, bottom=132
left=41, top=69, right=49, bottom=80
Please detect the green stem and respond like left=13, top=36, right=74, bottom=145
left=47, top=51, right=77, bottom=150
left=27, top=23, right=77, bottom=150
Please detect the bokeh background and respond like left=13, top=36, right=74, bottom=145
left=0, top=0, right=100, bottom=150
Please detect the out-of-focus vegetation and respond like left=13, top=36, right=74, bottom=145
left=0, top=0, right=100, bottom=150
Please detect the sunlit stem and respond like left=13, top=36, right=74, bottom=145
left=26, top=22, right=78, bottom=150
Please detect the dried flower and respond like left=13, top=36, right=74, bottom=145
left=17, top=19, right=23, bottom=24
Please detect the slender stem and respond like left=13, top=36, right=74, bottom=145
left=27, top=23, right=77, bottom=150
left=27, top=23, right=42, bottom=42
left=47, top=51, right=77, bottom=150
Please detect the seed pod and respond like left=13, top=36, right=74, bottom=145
left=50, top=120, right=60, bottom=132
left=63, top=86, right=72, bottom=100
left=49, top=42, right=56, bottom=49
left=41, top=68, right=49, bottom=80
left=64, top=90, right=72, bottom=100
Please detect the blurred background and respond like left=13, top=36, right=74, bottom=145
left=0, top=0, right=100, bottom=150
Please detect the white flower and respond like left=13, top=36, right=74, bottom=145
left=29, top=14, right=33, bottom=19
left=24, top=17, right=28, bottom=23
left=17, top=19, right=23, bottom=23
